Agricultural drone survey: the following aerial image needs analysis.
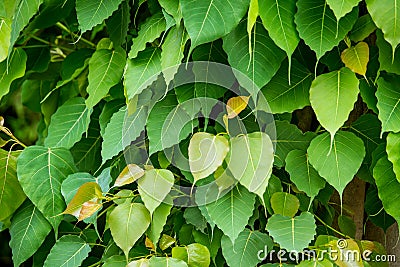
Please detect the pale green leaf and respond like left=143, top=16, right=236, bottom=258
left=0, top=149, right=25, bottom=221
left=45, top=97, right=92, bottom=149
left=128, top=258, right=149, bottom=267
left=297, top=259, right=333, bottom=267
left=205, top=185, right=256, bottom=243
left=221, top=229, right=273, bottom=267
left=159, top=0, right=181, bottom=25
left=9, top=0, right=43, bottom=50
left=326, top=0, right=361, bottom=21
left=376, top=30, right=400, bottom=75
left=247, top=0, right=259, bottom=57
left=341, top=42, right=369, bottom=77
left=86, top=48, right=126, bottom=109
left=309, top=67, right=359, bottom=141
left=228, top=132, right=274, bottom=200
left=386, top=132, right=400, bottom=182
left=285, top=149, right=326, bottom=199
left=148, top=257, right=188, bottom=267
left=307, top=132, right=365, bottom=196
left=180, top=0, right=249, bottom=50
left=9, top=201, right=51, bottom=267
left=114, top=164, right=145, bottom=187
left=376, top=75, right=400, bottom=133
left=223, top=20, right=285, bottom=90
left=99, top=99, right=125, bottom=136
left=189, top=132, right=229, bottom=184
left=294, top=0, right=358, bottom=59
left=172, top=243, right=210, bottom=267
left=0, top=48, right=27, bottom=101
left=43, top=235, right=91, bottom=267
left=266, top=212, right=316, bottom=252
left=17, top=146, right=77, bottom=230
left=124, top=47, right=162, bottom=100
left=261, top=59, right=313, bottom=114
left=129, top=13, right=166, bottom=59
left=138, top=169, right=174, bottom=215
left=109, top=202, right=151, bottom=259
left=270, top=192, right=300, bottom=217
left=148, top=203, right=172, bottom=246
left=366, top=0, right=400, bottom=59
left=0, top=18, right=11, bottom=62
left=76, top=0, right=123, bottom=33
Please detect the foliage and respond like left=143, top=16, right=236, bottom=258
left=0, top=0, right=398, bottom=266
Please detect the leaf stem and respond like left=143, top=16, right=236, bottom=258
left=55, top=22, right=96, bottom=48
left=314, top=214, right=351, bottom=238
left=0, top=125, right=27, bottom=148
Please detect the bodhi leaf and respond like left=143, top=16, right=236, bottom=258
left=180, top=0, right=249, bottom=51
left=366, top=0, right=400, bottom=59
left=376, top=30, right=400, bottom=75
left=309, top=67, right=359, bottom=142
left=9, top=201, right=52, bottom=267
left=106, top=0, right=130, bottom=47
left=148, top=203, right=173, bottom=246
left=189, top=132, right=229, bottom=184
left=247, top=0, right=259, bottom=57
left=294, top=0, right=358, bottom=60
left=138, top=169, right=174, bottom=215
left=17, top=146, right=77, bottom=230
left=327, top=0, right=361, bottom=21
left=376, top=75, right=400, bottom=133
left=341, top=42, right=369, bottom=77
left=0, top=149, right=25, bottom=222
left=227, top=132, right=274, bottom=200
left=85, top=47, right=126, bottom=109
left=270, top=192, right=300, bottom=217
left=43, top=235, right=91, bottom=267
left=149, top=257, right=188, bottom=267
left=226, top=96, right=250, bottom=119
left=223, top=20, right=286, bottom=90
left=128, top=12, right=166, bottom=59
left=266, top=212, right=316, bottom=252
left=261, top=58, right=313, bottom=114
left=76, top=0, right=123, bottom=33
left=0, top=18, right=11, bottom=62
left=109, top=203, right=151, bottom=260
left=0, top=48, right=27, bottom=101
left=205, top=185, right=256, bottom=243
left=259, top=0, right=299, bottom=83
left=221, top=229, right=273, bottom=267
left=172, top=243, right=210, bottom=267
left=307, top=132, right=365, bottom=196
left=45, top=97, right=92, bottom=149
left=386, top=132, right=400, bottom=182
left=114, top=164, right=145, bottom=187
left=349, top=14, right=377, bottom=42
left=285, top=149, right=326, bottom=199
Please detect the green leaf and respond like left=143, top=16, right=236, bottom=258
left=109, top=202, right=151, bottom=259
left=45, top=97, right=92, bottom=149
left=261, top=59, right=313, bottom=114
left=106, top=0, right=131, bottom=47
left=205, top=185, right=256, bottom=243
left=0, top=18, right=11, bottom=62
left=366, top=0, right=400, bottom=59
left=17, top=146, right=77, bottom=230
left=329, top=239, right=363, bottom=267
left=365, top=186, right=395, bottom=232
left=9, top=0, right=43, bottom=51
left=297, top=259, right=333, bottom=267
left=192, top=227, right=223, bottom=263
left=128, top=13, right=166, bottom=59
left=172, top=243, right=210, bottom=267
left=387, top=132, right=400, bottom=182
left=161, top=24, right=189, bottom=86
left=266, top=212, right=316, bottom=252
left=101, top=106, right=147, bottom=162
left=349, top=14, right=377, bottom=42
left=184, top=207, right=207, bottom=234
left=376, top=30, right=400, bottom=75
left=259, top=0, right=299, bottom=83
left=128, top=259, right=150, bottom=267
left=76, top=0, right=123, bottom=33
left=9, top=201, right=52, bottom=267
left=99, top=99, right=125, bottom=136
left=0, top=48, right=27, bottom=101
left=247, top=0, right=259, bottom=57
left=376, top=75, right=400, bottom=133
left=0, top=149, right=25, bottom=221
left=223, top=20, right=285, bottom=90
left=338, top=215, right=356, bottom=238
left=189, top=132, right=229, bottom=184
left=124, top=47, right=162, bottom=100
left=267, top=121, right=316, bottom=167
left=159, top=0, right=181, bottom=24
left=294, top=0, right=358, bottom=59
left=221, top=229, right=273, bottom=267
left=43, top=235, right=91, bottom=267
left=86, top=48, right=126, bottom=109
left=341, top=42, right=369, bottom=77
left=270, top=192, right=300, bottom=217
left=309, top=67, right=359, bottom=141
left=180, top=0, right=249, bottom=50
left=148, top=257, right=188, bottom=267
left=285, top=149, right=326, bottom=199
left=148, top=203, right=172, bottom=246
left=138, top=169, right=174, bottom=215
left=326, top=0, right=361, bottom=21
left=307, top=132, right=365, bottom=196
left=359, top=79, right=378, bottom=114
left=227, top=132, right=274, bottom=200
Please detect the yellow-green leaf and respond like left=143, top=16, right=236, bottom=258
left=341, top=42, right=369, bottom=77
left=114, top=164, right=145, bottom=187
left=226, top=96, right=250, bottom=119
